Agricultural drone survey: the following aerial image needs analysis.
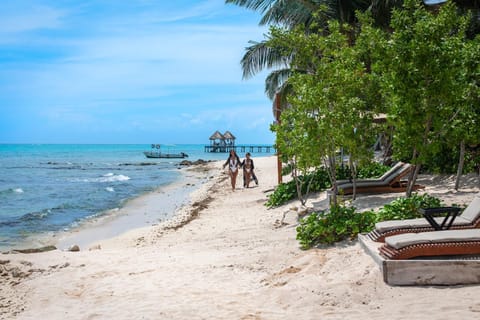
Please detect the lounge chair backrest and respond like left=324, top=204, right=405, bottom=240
left=459, top=194, right=480, bottom=223
left=378, top=162, right=405, bottom=181
left=382, top=163, right=412, bottom=184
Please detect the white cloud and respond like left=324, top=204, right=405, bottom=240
left=134, top=0, right=226, bottom=24
left=0, top=0, right=274, bottom=143
left=9, top=22, right=267, bottom=100
left=0, top=4, right=66, bottom=34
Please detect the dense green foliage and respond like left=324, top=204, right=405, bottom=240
left=375, top=193, right=443, bottom=221
left=265, top=181, right=298, bottom=208
left=296, top=193, right=444, bottom=249
left=371, top=1, right=479, bottom=194
left=268, top=1, right=480, bottom=199
left=231, top=1, right=480, bottom=188
left=265, top=167, right=331, bottom=208
left=266, top=162, right=390, bottom=208
left=281, top=162, right=294, bottom=176
left=296, top=205, right=377, bottom=249
left=270, top=19, right=380, bottom=204
left=421, top=142, right=480, bottom=174
left=356, top=162, right=390, bottom=179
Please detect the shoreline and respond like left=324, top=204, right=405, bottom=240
left=54, top=163, right=216, bottom=251
left=91, top=159, right=224, bottom=250
left=2, top=156, right=480, bottom=320
left=2, top=162, right=216, bottom=253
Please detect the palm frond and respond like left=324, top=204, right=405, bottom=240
left=265, top=68, right=292, bottom=100
left=226, top=0, right=323, bottom=26
left=225, top=0, right=277, bottom=13
left=260, top=0, right=317, bottom=27
left=241, top=40, right=291, bottom=79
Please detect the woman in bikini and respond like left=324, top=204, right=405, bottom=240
left=242, top=152, right=254, bottom=188
left=222, top=150, right=241, bottom=191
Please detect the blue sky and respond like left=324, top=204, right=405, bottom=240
left=0, top=0, right=275, bottom=144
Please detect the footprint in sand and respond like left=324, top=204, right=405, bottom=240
left=262, top=266, right=302, bottom=287
left=279, top=266, right=301, bottom=275
left=470, top=304, right=480, bottom=312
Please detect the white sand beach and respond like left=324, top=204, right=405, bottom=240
left=1, top=156, right=480, bottom=320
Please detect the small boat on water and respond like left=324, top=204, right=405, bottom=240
left=143, top=144, right=188, bottom=159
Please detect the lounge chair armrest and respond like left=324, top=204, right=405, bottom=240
left=418, top=207, right=462, bottom=231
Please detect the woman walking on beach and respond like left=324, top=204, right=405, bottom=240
left=241, top=152, right=255, bottom=188
left=223, top=150, right=241, bottom=191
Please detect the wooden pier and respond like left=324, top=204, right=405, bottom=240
left=204, top=145, right=275, bottom=153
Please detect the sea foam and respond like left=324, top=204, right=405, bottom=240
left=99, top=174, right=130, bottom=182
left=79, top=174, right=131, bottom=183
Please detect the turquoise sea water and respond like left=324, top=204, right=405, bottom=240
left=0, top=144, right=254, bottom=250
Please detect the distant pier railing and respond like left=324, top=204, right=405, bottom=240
left=204, top=145, right=276, bottom=153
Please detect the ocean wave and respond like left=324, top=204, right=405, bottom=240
left=105, top=187, right=115, bottom=192
left=21, top=210, right=51, bottom=222
left=74, top=173, right=131, bottom=183
left=3, top=203, right=78, bottom=226
left=0, top=210, right=50, bottom=228
left=0, top=209, right=51, bottom=228
left=98, top=173, right=130, bottom=182
left=0, top=188, right=24, bottom=195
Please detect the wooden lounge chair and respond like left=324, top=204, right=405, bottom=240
left=368, top=193, right=480, bottom=242
left=379, top=229, right=480, bottom=260
left=335, top=162, right=424, bottom=195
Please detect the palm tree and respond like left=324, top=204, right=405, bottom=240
left=226, top=0, right=395, bottom=106
left=225, top=1, right=382, bottom=26
left=228, top=0, right=478, bottom=106
left=226, top=0, right=318, bottom=27
left=226, top=1, right=314, bottom=105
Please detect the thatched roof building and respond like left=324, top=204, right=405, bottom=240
left=209, top=130, right=224, bottom=140
left=209, top=130, right=224, bottom=146
left=223, top=131, right=236, bottom=146
left=208, top=130, right=236, bottom=147
left=223, top=131, right=235, bottom=139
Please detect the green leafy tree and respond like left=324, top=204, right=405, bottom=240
left=273, top=104, right=322, bottom=205
left=270, top=20, right=379, bottom=204
left=372, top=0, right=474, bottom=195
left=451, top=34, right=480, bottom=189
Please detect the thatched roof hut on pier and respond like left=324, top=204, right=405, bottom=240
left=209, top=130, right=224, bottom=147
left=209, top=130, right=236, bottom=147
left=208, top=130, right=236, bottom=152
left=222, top=131, right=236, bottom=147
left=205, top=130, right=274, bottom=153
